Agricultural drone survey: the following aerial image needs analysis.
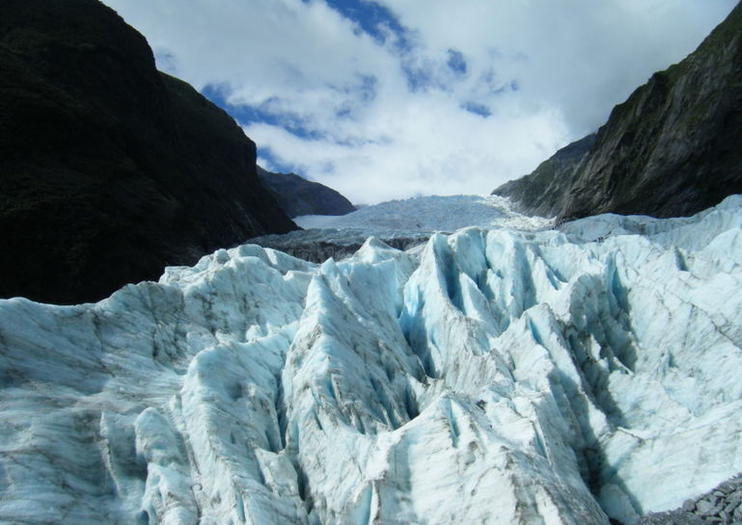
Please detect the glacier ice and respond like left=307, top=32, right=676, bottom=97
left=293, top=194, right=553, bottom=233
left=0, top=196, right=740, bottom=524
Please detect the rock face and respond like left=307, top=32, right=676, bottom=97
left=493, top=4, right=742, bottom=221
left=257, top=167, right=356, bottom=218
left=494, top=134, right=596, bottom=218
left=0, top=195, right=740, bottom=525
left=0, top=0, right=296, bottom=304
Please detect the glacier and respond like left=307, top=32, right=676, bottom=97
left=0, top=196, right=740, bottom=525
left=293, top=194, right=553, bottom=232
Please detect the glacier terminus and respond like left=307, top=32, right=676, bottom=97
left=0, top=196, right=740, bottom=525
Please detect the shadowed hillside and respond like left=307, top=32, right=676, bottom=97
left=257, top=167, right=356, bottom=217
left=0, top=0, right=297, bottom=304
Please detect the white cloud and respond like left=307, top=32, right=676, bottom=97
left=102, top=0, right=736, bottom=204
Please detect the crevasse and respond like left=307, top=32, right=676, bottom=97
left=0, top=196, right=740, bottom=525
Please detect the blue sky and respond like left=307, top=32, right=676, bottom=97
left=322, top=0, right=409, bottom=47
left=103, top=0, right=736, bottom=204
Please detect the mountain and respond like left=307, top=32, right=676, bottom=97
left=257, top=167, right=356, bottom=217
left=493, top=4, right=742, bottom=221
left=1, top=195, right=740, bottom=524
left=494, top=134, right=596, bottom=218
left=0, top=0, right=296, bottom=305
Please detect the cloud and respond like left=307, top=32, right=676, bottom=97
left=102, top=0, right=736, bottom=204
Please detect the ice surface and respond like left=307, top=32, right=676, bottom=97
left=267, top=194, right=551, bottom=265
left=294, top=194, right=553, bottom=233
left=0, top=196, right=740, bottom=524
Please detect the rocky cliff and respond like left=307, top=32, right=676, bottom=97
left=0, top=0, right=296, bottom=304
left=257, top=167, right=356, bottom=218
left=493, top=3, right=742, bottom=221
left=493, top=134, right=596, bottom=217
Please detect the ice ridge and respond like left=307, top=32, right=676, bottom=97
left=0, top=196, right=740, bottom=524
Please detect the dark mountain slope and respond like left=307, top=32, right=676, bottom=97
left=493, top=134, right=596, bottom=217
left=493, top=3, right=742, bottom=220
left=257, top=167, right=356, bottom=217
left=0, top=0, right=296, bottom=304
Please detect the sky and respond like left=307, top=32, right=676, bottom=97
left=102, top=0, right=736, bottom=205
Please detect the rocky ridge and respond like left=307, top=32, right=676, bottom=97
left=257, top=167, right=356, bottom=218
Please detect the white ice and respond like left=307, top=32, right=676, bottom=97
left=293, top=194, right=553, bottom=233
left=0, top=196, right=740, bottom=525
